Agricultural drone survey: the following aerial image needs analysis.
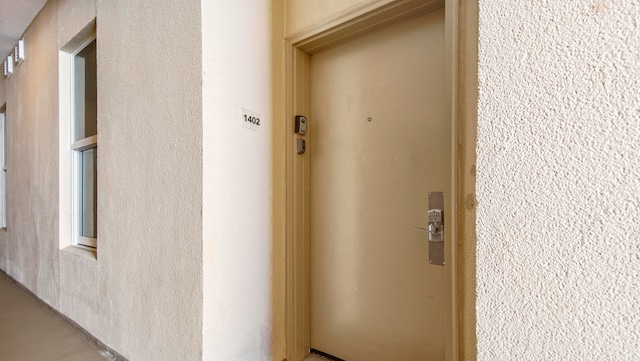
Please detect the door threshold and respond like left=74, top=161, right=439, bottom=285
left=307, top=349, right=346, bottom=361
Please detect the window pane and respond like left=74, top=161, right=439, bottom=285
left=1, top=112, right=5, bottom=228
left=74, top=40, right=97, bottom=142
left=1, top=170, right=5, bottom=228
left=80, top=147, right=97, bottom=238
left=1, top=111, right=5, bottom=167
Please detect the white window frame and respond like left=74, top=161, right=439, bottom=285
left=0, top=108, right=6, bottom=229
left=70, top=37, right=97, bottom=249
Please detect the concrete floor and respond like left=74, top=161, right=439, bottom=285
left=0, top=273, right=116, bottom=361
left=0, top=271, right=344, bottom=361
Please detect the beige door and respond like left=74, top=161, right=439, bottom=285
left=309, top=9, right=447, bottom=361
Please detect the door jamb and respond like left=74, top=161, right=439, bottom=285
left=284, top=1, right=459, bottom=360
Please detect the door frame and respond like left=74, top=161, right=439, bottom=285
left=284, top=1, right=459, bottom=360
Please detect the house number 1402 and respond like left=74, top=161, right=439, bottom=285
left=244, top=114, right=260, bottom=126
left=241, top=109, right=262, bottom=132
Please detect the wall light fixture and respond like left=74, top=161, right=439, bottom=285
left=3, top=56, right=13, bottom=78
left=14, top=39, right=25, bottom=64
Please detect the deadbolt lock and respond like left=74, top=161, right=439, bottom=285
left=427, top=209, right=444, bottom=243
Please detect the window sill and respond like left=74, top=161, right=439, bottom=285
left=61, top=245, right=96, bottom=261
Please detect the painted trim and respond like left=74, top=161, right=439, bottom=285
left=71, top=135, right=97, bottom=151
left=284, top=0, right=460, bottom=360
left=291, top=0, right=444, bottom=54
left=59, top=23, right=98, bottom=251
left=444, top=0, right=459, bottom=359
left=59, top=49, right=73, bottom=250
left=78, top=236, right=97, bottom=248
left=285, top=45, right=312, bottom=361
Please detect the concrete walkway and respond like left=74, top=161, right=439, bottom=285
left=0, top=272, right=115, bottom=361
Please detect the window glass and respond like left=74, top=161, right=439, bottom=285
left=73, top=40, right=97, bottom=142
left=80, top=147, right=97, bottom=238
left=0, top=110, right=5, bottom=228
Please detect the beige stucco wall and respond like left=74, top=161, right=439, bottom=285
left=0, top=0, right=204, bottom=360
left=476, top=0, right=640, bottom=359
left=96, top=0, right=203, bottom=359
left=2, top=0, right=61, bottom=308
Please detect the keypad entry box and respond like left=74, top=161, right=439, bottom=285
left=428, top=192, right=445, bottom=266
left=296, top=139, right=306, bottom=154
left=295, top=115, right=307, bottom=135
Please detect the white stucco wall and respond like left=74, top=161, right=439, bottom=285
left=476, top=1, right=640, bottom=359
left=201, top=1, right=273, bottom=360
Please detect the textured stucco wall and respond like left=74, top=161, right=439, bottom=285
left=97, top=0, right=203, bottom=360
left=476, top=1, right=640, bottom=359
left=201, top=1, right=273, bottom=360
left=58, top=0, right=96, bottom=50
left=2, top=0, right=61, bottom=308
left=1, top=0, right=204, bottom=360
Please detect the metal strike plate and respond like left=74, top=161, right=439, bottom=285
left=428, top=192, right=445, bottom=266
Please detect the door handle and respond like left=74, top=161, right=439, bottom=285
left=413, top=209, right=443, bottom=242
left=413, top=192, right=445, bottom=265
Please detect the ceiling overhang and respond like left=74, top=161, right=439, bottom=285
left=0, top=0, right=47, bottom=59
